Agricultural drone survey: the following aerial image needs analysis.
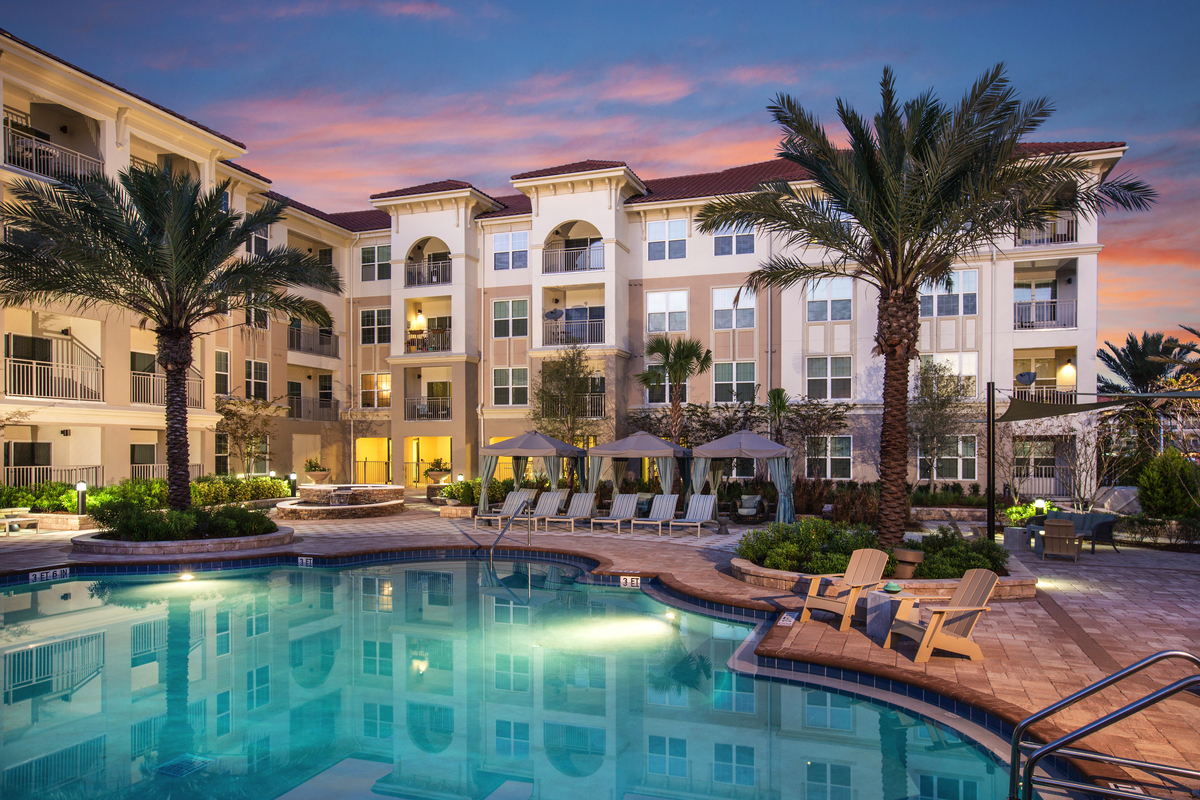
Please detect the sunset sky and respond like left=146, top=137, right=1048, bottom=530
left=6, top=1, right=1198, bottom=352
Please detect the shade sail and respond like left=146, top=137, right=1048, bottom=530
left=692, top=430, right=793, bottom=459
left=480, top=431, right=586, bottom=458
left=587, top=430, right=690, bottom=458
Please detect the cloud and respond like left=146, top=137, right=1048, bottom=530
left=216, top=0, right=456, bottom=23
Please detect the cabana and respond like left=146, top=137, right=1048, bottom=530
left=586, top=431, right=690, bottom=495
left=477, top=432, right=586, bottom=515
left=692, top=431, right=795, bottom=523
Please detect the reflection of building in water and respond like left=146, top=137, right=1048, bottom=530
left=0, top=562, right=1006, bottom=799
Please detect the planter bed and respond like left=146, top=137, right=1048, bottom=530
left=275, top=499, right=404, bottom=521
left=730, top=557, right=1034, bottom=599
left=910, top=506, right=988, bottom=522
left=71, top=527, right=294, bottom=555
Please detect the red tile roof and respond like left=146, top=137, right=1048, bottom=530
left=511, top=160, right=628, bottom=181
left=475, top=193, right=534, bottom=219
left=0, top=28, right=246, bottom=150
left=220, top=159, right=272, bottom=184
left=264, top=190, right=359, bottom=229
left=327, top=209, right=392, bottom=232
left=628, top=159, right=809, bottom=205
left=370, top=179, right=476, bottom=200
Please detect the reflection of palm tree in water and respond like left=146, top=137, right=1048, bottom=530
left=647, top=624, right=712, bottom=696
left=158, top=593, right=195, bottom=762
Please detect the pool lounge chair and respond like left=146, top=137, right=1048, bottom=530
left=474, top=489, right=536, bottom=529
left=798, top=548, right=889, bottom=632
left=667, top=494, right=718, bottom=537
left=590, top=494, right=637, bottom=534
left=528, top=490, right=567, bottom=523
left=630, top=494, right=679, bottom=535
left=539, top=493, right=596, bottom=531
left=884, top=568, right=998, bottom=662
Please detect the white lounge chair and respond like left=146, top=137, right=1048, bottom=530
left=798, top=548, right=889, bottom=632
left=630, top=494, right=679, bottom=535
left=884, top=568, right=999, bottom=662
left=590, top=494, right=637, bottom=533
left=528, top=490, right=567, bottom=523
left=667, top=494, right=718, bottom=537
left=539, top=493, right=596, bottom=531
left=474, top=489, right=536, bottom=529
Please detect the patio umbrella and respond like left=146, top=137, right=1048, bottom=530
left=693, top=431, right=795, bottom=523
left=478, top=431, right=585, bottom=513
left=588, top=431, right=690, bottom=494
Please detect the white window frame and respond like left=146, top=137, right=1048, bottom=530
left=494, top=653, right=530, bottom=692
left=806, top=277, right=853, bottom=322
left=493, top=299, right=529, bottom=338
left=714, top=742, right=755, bottom=786
left=361, top=245, right=392, bottom=282
left=493, top=231, right=529, bottom=270
left=648, top=735, right=688, bottom=777
left=805, top=690, right=853, bottom=730
left=363, top=702, right=393, bottom=739
left=215, top=433, right=230, bottom=476
left=713, top=287, right=755, bottom=329
left=245, top=359, right=268, bottom=400
left=493, top=368, right=528, bottom=406
left=919, top=774, right=979, bottom=800
left=362, top=577, right=393, bottom=612
left=920, top=269, right=979, bottom=318
left=245, top=307, right=269, bottom=330
left=360, top=372, right=392, bottom=408
left=215, top=350, right=230, bottom=396
left=920, top=352, right=978, bottom=396
left=494, top=596, right=530, bottom=624
left=216, top=608, right=232, bottom=656
left=806, top=761, right=853, bottom=800
left=714, top=361, right=756, bottom=404
left=362, top=640, right=393, bottom=676
left=807, top=435, right=852, bottom=480
left=495, top=720, right=530, bottom=758
left=246, top=224, right=269, bottom=258
left=807, top=356, right=853, bottom=400
left=919, top=434, right=978, bottom=482
left=714, top=224, right=754, bottom=256
left=246, top=665, right=269, bottom=710
left=646, top=290, right=687, bottom=333
left=217, top=690, right=231, bottom=736
left=360, top=308, right=392, bottom=345
left=647, top=219, right=686, bottom=261
left=643, top=364, right=685, bottom=405
left=713, top=669, right=755, bottom=713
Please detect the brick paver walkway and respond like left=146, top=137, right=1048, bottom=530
left=2, top=503, right=1198, bottom=789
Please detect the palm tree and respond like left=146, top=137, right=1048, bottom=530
left=1097, top=332, right=1188, bottom=395
left=766, top=387, right=792, bottom=444
left=636, top=336, right=713, bottom=444
left=697, top=65, right=1155, bottom=545
left=0, top=166, right=343, bottom=510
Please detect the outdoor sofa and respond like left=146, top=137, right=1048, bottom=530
left=1025, top=509, right=1118, bottom=553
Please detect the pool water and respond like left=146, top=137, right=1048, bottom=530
left=0, top=558, right=1011, bottom=799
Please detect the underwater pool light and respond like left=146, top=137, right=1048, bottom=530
left=179, top=573, right=195, bottom=581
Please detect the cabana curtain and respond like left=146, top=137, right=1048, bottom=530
left=545, top=456, right=561, bottom=489
left=654, top=456, right=675, bottom=494
left=477, top=455, right=498, bottom=514
left=511, top=456, right=528, bottom=486
left=587, top=456, right=603, bottom=493
left=769, top=456, right=795, bottom=523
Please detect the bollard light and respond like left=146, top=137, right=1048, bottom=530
left=269, top=470, right=276, bottom=478
left=75, top=482, right=87, bottom=515
left=457, top=473, right=464, bottom=483
left=1034, top=497, right=1046, bottom=512
left=288, top=472, right=298, bottom=497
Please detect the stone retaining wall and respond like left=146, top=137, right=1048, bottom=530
left=71, top=527, right=294, bottom=555
left=297, top=485, right=404, bottom=505
left=29, top=513, right=94, bottom=531
left=275, top=499, right=405, bottom=521
left=910, top=506, right=988, bottom=522
left=730, top=557, right=1036, bottom=599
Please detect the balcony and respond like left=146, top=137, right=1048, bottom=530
left=131, top=464, right=203, bottom=480
left=4, top=126, right=104, bottom=181
left=355, top=461, right=391, bottom=484
left=1013, top=464, right=1068, bottom=498
left=405, top=396, right=452, bottom=421
left=288, top=325, right=339, bottom=358
left=2, top=465, right=103, bottom=487
left=1015, top=215, right=1077, bottom=247
left=405, top=259, right=452, bottom=287
left=1014, top=385, right=1077, bottom=405
left=5, top=358, right=103, bottom=402
left=286, top=397, right=340, bottom=421
left=543, top=247, right=604, bottom=274
left=1014, top=299, right=1077, bottom=330
left=405, top=329, right=452, bottom=354
left=130, top=372, right=204, bottom=409
left=543, top=320, right=604, bottom=346
left=542, top=393, right=605, bottom=419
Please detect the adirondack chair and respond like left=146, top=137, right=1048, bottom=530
left=630, top=494, right=679, bottom=535
left=798, top=548, right=889, bottom=632
left=884, top=569, right=999, bottom=662
left=667, top=494, right=718, bottom=537
left=539, top=493, right=596, bottom=531
left=1042, top=519, right=1083, bottom=562
left=590, top=493, right=637, bottom=533
left=474, top=489, right=536, bottom=529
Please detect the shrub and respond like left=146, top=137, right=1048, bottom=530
left=831, top=485, right=881, bottom=527
left=91, top=478, right=168, bottom=510
left=1137, top=449, right=1200, bottom=519
left=0, top=484, right=36, bottom=509
left=910, top=526, right=1009, bottom=578
left=91, top=500, right=277, bottom=541
left=1003, top=500, right=1058, bottom=526
left=805, top=552, right=852, bottom=576
left=735, top=518, right=885, bottom=575
left=792, top=477, right=832, bottom=516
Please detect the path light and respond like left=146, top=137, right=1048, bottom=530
left=288, top=473, right=298, bottom=497
left=269, top=470, right=276, bottom=478
left=457, top=473, right=464, bottom=483
left=1034, top=498, right=1046, bottom=512
left=75, top=482, right=87, bottom=515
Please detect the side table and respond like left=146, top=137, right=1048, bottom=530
left=866, top=590, right=920, bottom=640
left=1003, top=526, right=1030, bottom=552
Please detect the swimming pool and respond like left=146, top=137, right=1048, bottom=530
left=0, top=556, right=1013, bottom=799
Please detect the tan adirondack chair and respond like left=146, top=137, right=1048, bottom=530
left=884, top=568, right=999, bottom=662
left=798, top=548, right=889, bottom=632
left=630, top=494, right=679, bottom=535
left=539, top=493, right=595, bottom=531
left=1042, top=519, right=1083, bottom=562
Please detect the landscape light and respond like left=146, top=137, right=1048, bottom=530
left=1034, top=498, right=1046, bottom=512
left=179, top=573, right=195, bottom=581
left=269, top=470, right=276, bottom=478
left=75, top=482, right=87, bottom=515
left=457, top=473, right=464, bottom=482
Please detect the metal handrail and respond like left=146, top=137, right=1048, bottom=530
left=1009, top=649, right=1200, bottom=800
left=487, top=498, right=532, bottom=570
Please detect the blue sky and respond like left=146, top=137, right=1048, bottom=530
left=7, top=0, right=1199, bottom=347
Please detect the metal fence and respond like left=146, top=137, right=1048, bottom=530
left=4, top=127, right=104, bottom=180
left=542, top=393, right=605, bottom=419
left=2, top=465, right=103, bottom=487
left=286, top=397, right=340, bottom=421
left=130, top=464, right=203, bottom=481
left=1014, top=299, right=1077, bottom=330
left=405, top=259, right=452, bottom=287
left=404, top=397, right=452, bottom=421
left=543, top=320, right=604, bottom=345
left=355, top=460, right=391, bottom=484
left=1015, top=215, right=1078, bottom=247
left=287, top=325, right=339, bottom=358
left=5, top=358, right=104, bottom=402
left=543, top=247, right=604, bottom=273
left=130, top=372, right=204, bottom=408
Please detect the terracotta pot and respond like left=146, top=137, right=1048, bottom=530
left=891, top=547, right=925, bottom=579
left=305, top=470, right=331, bottom=485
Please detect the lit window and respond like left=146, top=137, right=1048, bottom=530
left=493, top=232, right=529, bottom=270
left=360, top=373, right=392, bottom=408
left=647, top=219, right=686, bottom=260
left=647, top=290, right=687, bottom=333
left=362, top=577, right=393, bottom=611
left=807, top=357, right=852, bottom=400
left=714, top=224, right=754, bottom=256
left=361, top=245, right=392, bottom=282
left=714, top=361, right=756, bottom=403
left=713, top=287, right=755, bottom=329
left=807, top=277, right=853, bottom=321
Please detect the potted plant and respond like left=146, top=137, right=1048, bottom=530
left=423, top=458, right=451, bottom=485
left=891, top=546, right=925, bottom=579
left=304, top=457, right=331, bottom=484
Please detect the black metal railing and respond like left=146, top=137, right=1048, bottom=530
left=405, top=329, right=452, bottom=353
left=286, top=397, right=340, bottom=421
left=287, top=325, right=339, bottom=357
left=404, top=397, right=452, bottom=421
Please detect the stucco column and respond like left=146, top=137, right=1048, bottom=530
left=101, top=424, right=132, bottom=485
left=103, top=320, right=132, bottom=407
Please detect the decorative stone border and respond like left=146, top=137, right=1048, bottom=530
left=28, top=513, right=95, bottom=531
left=297, top=485, right=404, bottom=505
left=730, top=557, right=1036, bottom=599
left=275, top=499, right=405, bottom=521
left=71, top=527, right=294, bottom=555
left=910, top=506, right=989, bottom=521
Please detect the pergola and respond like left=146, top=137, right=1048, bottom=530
left=477, top=431, right=585, bottom=514
left=692, top=430, right=795, bottom=523
left=586, top=431, right=690, bottom=494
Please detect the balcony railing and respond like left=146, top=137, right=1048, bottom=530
left=355, top=460, right=391, bottom=484
left=131, top=464, right=203, bottom=481
left=2, top=465, right=103, bottom=487
left=5, top=358, right=104, bottom=402
left=4, top=127, right=104, bottom=181
left=1014, top=299, right=1077, bottom=330
left=1015, top=215, right=1078, bottom=247
left=543, top=319, right=604, bottom=346
left=130, top=372, right=204, bottom=409
left=405, top=259, right=452, bottom=287
left=405, top=396, right=452, bottom=421
left=287, top=325, right=339, bottom=357
left=401, top=461, right=454, bottom=485
left=543, top=247, right=604, bottom=274
left=542, top=393, right=605, bottom=419
left=405, top=329, right=452, bottom=354
left=1013, top=464, right=1068, bottom=498
left=286, top=396, right=340, bottom=421
left=1014, top=385, right=1077, bottom=405
left=129, top=155, right=157, bottom=171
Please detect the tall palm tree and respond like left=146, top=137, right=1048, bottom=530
left=636, top=336, right=713, bottom=444
left=1097, top=331, right=1188, bottom=395
left=766, top=387, right=792, bottom=444
left=697, top=65, right=1155, bottom=545
left=0, top=167, right=343, bottom=510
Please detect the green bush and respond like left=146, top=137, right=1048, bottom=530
left=910, top=526, right=1008, bottom=578
left=190, top=475, right=290, bottom=505
left=1003, top=500, right=1058, bottom=526
left=735, top=518, right=886, bottom=575
left=90, top=478, right=168, bottom=510
left=1137, top=449, right=1200, bottom=519
left=91, top=500, right=277, bottom=542
left=912, top=488, right=987, bottom=508
left=0, top=484, right=36, bottom=509
left=439, top=477, right=508, bottom=505
left=805, top=551, right=852, bottom=575
left=28, top=482, right=75, bottom=513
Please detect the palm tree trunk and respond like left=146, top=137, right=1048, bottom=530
left=158, top=330, right=194, bottom=511
left=669, top=387, right=683, bottom=445
left=877, top=289, right=920, bottom=547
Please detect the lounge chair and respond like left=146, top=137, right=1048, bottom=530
left=539, top=493, right=596, bottom=531
left=590, top=493, right=637, bottom=534
left=528, top=490, right=567, bottom=522
left=630, top=494, right=679, bottom=535
left=798, top=548, right=889, bottom=632
left=734, top=494, right=764, bottom=524
left=884, top=568, right=999, bottom=662
left=667, top=494, right=718, bottom=537
left=474, top=489, right=536, bottom=529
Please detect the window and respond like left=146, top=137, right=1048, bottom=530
left=289, top=638, right=303, bottom=668
left=360, top=373, right=392, bottom=408
left=493, top=368, right=528, bottom=406
left=807, top=356, right=852, bottom=400
left=808, top=436, right=852, bottom=480
left=547, top=652, right=606, bottom=689
left=494, top=597, right=529, bottom=625
left=131, top=352, right=156, bottom=374
left=216, top=609, right=231, bottom=656
left=250, top=436, right=269, bottom=476
left=246, top=225, right=269, bottom=257
left=714, top=224, right=754, bottom=256
left=496, top=720, right=529, bottom=758
left=493, top=232, right=529, bottom=270
left=245, top=360, right=268, bottom=400
left=319, top=374, right=333, bottom=403
left=494, top=653, right=530, bottom=692
left=646, top=290, right=687, bottom=333
left=363, top=640, right=393, bottom=676
left=493, top=300, right=528, bottom=338
left=360, top=309, right=391, bottom=345
left=363, top=703, right=393, bottom=739
left=361, top=245, right=392, bottom=282
left=215, top=351, right=230, bottom=395
left=713, top=670, right=754, bottom=713
left=921, top=352, right=978, bottom=396
left=919, top=774, right=978, bottom=800
left=247, top=733, right=270, bottom=774
left=215, top=433, right=229, bottom=476
left=644, top=364, right=685, bottom=405
left=919, top=435, right=978, bottom=481
left=647, top=666, right=687, bottom=707
left=714, top=362, right=755, bottom=403
left=245, top=307, right=269, bottom=330
left=806, top=690, right=852, bottom=730
left=246, top=595, right=270, bottom=637
left=362, top=577, right=393, bottom=612
left=320, top=575, right=334, bottom=610
left=217, top=691, right=231, bottom=736
left=714, top=743, right=754, bottom=786
left=807, top=762, right=852, bottom=800
left=219, top=192, right=230, bottom=212
left=920, top=269, right=978, bottom=317
left=648, top=219, right=686, bottom=260
left=288, top=573, right=304, bottom=605
left=807, top=277, right=853, bottom=321
left=713, top=287, right=755, bottom=329
left=648, top=736, right=687, bottom=777
left=246, top=665, right=270, bottom=710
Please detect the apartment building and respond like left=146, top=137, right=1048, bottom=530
left=0, top=28, right=1124, bottom=491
